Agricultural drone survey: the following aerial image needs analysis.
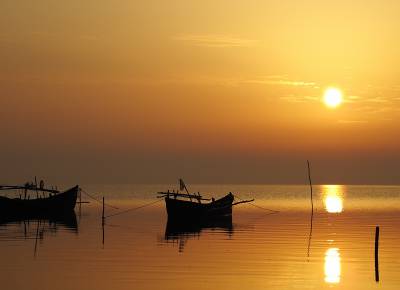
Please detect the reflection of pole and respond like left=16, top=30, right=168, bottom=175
left=24, top=220, right=27, bottom=239
left=307, top=208, right=314, bottom=260
left=102, top=196, right=105, bottom=247
left=375, top=226, right=380, bottom=282
left=102, top=197, right=105, bottom=224
left=307, top=160, right=314, bottom=212
left=34, top=220, right=40, bottom=258
left=102, top=221, right=105, bottom=247
left=306, top=160, right=314, bottom=260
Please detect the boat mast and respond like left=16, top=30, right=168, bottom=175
left=157, top=179, right=209, bottom=201
left=179, top=178, right=202, bottom=203
left=179, top=178, right=191, bottom=201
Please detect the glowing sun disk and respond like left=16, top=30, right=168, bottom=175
left=323, top=88, right=343, bottom=108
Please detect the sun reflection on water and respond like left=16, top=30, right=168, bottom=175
left=323, top=185, right=344, bottom=213
left=324, top=248, right=341, bottom=284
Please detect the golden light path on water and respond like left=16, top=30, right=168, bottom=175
left=323, top=185, right=344, bottom=213
left=321, top=185, right=344, bottom=284
left=325, top=248, right=341, bottom=284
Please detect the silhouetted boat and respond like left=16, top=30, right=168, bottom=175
left=163, top=192, right=234, bottom=220
left=157, top=179, right=253, bottom=221
left=0, top=185, right=79, bottom=220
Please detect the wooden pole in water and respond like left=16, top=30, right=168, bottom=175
left=375, top=226, right=380, bottom=282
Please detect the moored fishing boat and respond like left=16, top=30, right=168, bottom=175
left=0, top=183, right=79, bottom=220
left=157, top=179, right=253, bottom=221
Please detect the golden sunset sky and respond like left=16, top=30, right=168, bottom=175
left=1, top=0, right=400, bottom=184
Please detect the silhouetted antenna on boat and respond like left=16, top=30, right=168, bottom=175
left=179, top=178, right=203, bottom=202
left=179, top=178, right=189, bottom=195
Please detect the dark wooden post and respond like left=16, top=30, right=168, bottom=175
left=375, top=226, right=380, bottom=282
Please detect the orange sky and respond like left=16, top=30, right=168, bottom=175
left=1, top=0, right=400, bottom=184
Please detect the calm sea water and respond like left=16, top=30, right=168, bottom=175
left=1, top=184, right=400, bottom=290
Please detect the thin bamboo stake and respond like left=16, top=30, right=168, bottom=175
left=375, top=226, right=380, bottom=282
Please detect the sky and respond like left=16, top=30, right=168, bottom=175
left=1, top=0, right=400, bottom=185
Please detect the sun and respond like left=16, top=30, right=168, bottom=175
left=323, top=87, right=343, bottom=108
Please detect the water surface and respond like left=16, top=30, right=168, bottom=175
left=1, top=184, right=399, bottom=290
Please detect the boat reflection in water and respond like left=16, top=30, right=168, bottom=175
left=322, top=185, right=344, bottom=213
left=0, top=210, right=78, bottom=232
left=0, top=212, right=78, bottom=250
left=163, top=216, right=233, bottom=252
left=324, top=248, right=341, bottom=284
left=0, top=184, right=79, bottom=238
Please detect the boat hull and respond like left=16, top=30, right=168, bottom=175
left=0, top=185, right=79, bottom=220
left=165, top=193, right=234, bottom=221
